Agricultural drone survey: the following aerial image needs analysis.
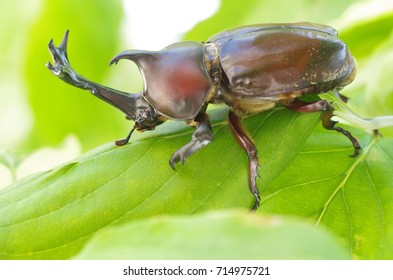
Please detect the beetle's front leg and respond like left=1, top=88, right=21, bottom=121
left=169, top=110, right=213, bottom=169
left=228, top=111, right=261, bottom=211
left=285, top=98, right=361, bottom=157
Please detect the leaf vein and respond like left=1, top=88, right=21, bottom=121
left=315, top=137, right=379, bottom=226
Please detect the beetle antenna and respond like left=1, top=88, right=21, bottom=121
left=115, top=125, right=136, bottom=146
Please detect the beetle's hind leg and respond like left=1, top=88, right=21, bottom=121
left=285, top=99, right=361, bottom=157
left=228, top=111, right=261, bottom=211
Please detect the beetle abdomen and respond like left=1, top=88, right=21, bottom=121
left=209, top=23, right=356, bottom=100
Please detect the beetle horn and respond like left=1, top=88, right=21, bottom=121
left=58, top=30, right=69, bottom=59
left=47, top=30, right=141, bottom=121
left=109, top=49, right=156, bottom=67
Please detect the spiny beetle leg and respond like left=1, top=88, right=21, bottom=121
left=169, top=110, right=213, bottom=169
left=228, top=111, right=261, bottom=211
left=285, top=98, right=361, bottom=157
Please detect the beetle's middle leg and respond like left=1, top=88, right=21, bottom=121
left=285, top=98, right=361, bottom=157
left=169, top=110, right=213, bottom=169
left=228, top=110, right=261, bottom=211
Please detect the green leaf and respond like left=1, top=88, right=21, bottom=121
left=73, top=211, right=349, bottom=260
left=261, top=127, right=393, bottom=259
left=0, top=108, right=320, bottom=259
left=1, top=105, right=392, bottom=260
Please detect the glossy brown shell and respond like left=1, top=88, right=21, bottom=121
left=208, top=23, right=356, bottom=99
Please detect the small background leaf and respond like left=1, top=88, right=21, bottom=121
left=73, top=211, right=350, bottom=260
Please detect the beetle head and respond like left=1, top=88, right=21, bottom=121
left=110, top=42, right=212, bottom=120
left=130, top=95, right=165, bottom=132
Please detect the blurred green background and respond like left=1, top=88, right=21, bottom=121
left=1, top=0, right=393, bottom=186
left=1, top=0, right=393, bottom=260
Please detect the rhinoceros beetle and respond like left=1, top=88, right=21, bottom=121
left=47, top=22, right=360, bottom=211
